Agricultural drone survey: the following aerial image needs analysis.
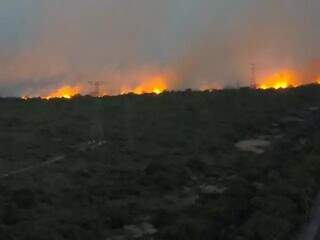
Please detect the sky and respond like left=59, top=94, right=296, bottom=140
left=0, top=0, right=319, bottom=96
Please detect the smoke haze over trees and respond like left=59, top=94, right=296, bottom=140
left=0, top=0, right=319, bottom=96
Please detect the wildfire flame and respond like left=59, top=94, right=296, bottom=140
left=21, top=72, right=168, bottom=99
left=120, top=75, right=167, bottom=95
left=45, top=86, right=80, bottom=99
left=22, top=67, right=320, bottom=100
left=257, top=70, right=299, bottom=90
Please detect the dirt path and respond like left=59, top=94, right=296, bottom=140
left=298, top=193, right=320, bottom=240
left=1, top=140, right=108, bottom=178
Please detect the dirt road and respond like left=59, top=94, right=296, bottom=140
left=1, top=140, right=108, bottom=178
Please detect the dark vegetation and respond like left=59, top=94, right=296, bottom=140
left=0, top=85, right=320, bottom=239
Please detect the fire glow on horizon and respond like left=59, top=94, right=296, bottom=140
left=20, top=67, right=320, bottom=100
left=44, top=86, right=81, bottom=99
left=119, top=75, right=168, bottom=95
left=257, top=68, right=320, bottom=90
left=21, top=72, right=169, bottom=99
left=257, top=70, right=299, bottom=90
left=22, top=86, right=81, bottom=100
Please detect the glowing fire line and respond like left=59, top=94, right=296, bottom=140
left=38, top=74, right=168, bottom=99
left=44, top=86, right=80, bottom=99
left=20, top=68, right=320, bottom=100
left=257, top=70, right=299, bottom=90
left=120, top=75, right=167, bottom=95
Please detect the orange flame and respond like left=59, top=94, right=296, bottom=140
left=120, top=75, right=167, bottom=95
left=45, top=86, right=80, bottom=99
left=258, top=70, right=299, bottom=90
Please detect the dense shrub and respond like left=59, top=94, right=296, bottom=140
left=11, top=189, right=36, bottom=209
left=141, top=162, right=189, bottom=190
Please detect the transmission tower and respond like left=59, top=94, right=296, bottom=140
left=88, top=81, right=103, bottom=97
left=250, top=63, right=256, bottom=89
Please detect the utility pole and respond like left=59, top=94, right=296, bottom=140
left=250, top=63, right=256, bottom=89
left=88, top=81, right=103, bottom=97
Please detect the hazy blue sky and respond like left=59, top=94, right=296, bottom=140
left=0, top=0, right=319, bottom=96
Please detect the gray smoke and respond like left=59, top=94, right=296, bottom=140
left=0, top=0, right=319, bottom=96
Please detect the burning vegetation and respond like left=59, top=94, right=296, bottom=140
left=257, top=67, right=320, bottom=90
left=19, top=66, right=320, bottom=99
left=44, top=86, right=81, bottom=99
left=20, top=72, right=169, bottom=99
left=257, top=70, right=299, bottom=90
left=120, top=75, right=168, bottom=95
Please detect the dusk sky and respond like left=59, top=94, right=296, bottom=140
left=0, top=0, right=319, bottom=96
